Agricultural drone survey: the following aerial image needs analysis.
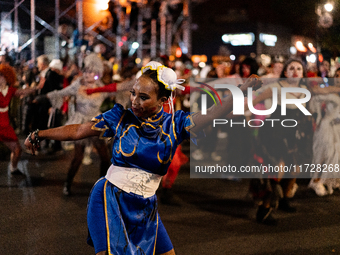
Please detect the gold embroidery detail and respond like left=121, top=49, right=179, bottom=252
left=141, top=122, right=157, bottom=129
left=141, top=107, right=163, bottom=122
left=118, top=124, right=138, bottom=156
left=103, top=179, right=113, bottom=255
left=112, top=111, right=126, bottom=144
left=153, top=213, right=159, bottom=255
left=113, top=111, right=175, bottom=163
left=157, top=126, right=172, bottom=164
left=91, top=117, right=108, bottom=139
left=116, top=111, right=126, bottom=135
left=185, top=114, right=198, bottom=138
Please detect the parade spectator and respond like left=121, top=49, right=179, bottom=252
left=0, top=64, right=38, bottom=175
left=250, top=58, right=340, bottom=225
left=308, top=67, right=340, bottom=195
left=34, top=55, right=64, bottom=153
left=226, top=57, right=258, bottom=174
left=261, top=60, right=284, bottom=80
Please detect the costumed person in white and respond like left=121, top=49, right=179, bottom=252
left=40, top=53, right=113, bottom=195
left=308, top=68, right=340, bottom=196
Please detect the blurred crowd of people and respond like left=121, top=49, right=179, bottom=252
left=1, top=46, right=340, bottom=226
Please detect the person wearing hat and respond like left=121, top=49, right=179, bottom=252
left=49, top=59, right=64, bottom=74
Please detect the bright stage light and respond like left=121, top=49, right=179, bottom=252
left=324, top=3, right=334, bottom=12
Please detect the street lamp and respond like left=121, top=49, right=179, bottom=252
left=315, top=1, right=335, bottom=66
left=295, top=41, right=307, bottom=52
left=324, top=2, right=334, bottom=12
left=316, top=1, right=334, bottom=28
left=308, top=43, right=317, bottom=53
left=98, top=0, right=109, bottom=11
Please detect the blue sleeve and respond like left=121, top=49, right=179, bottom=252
left=91, top=104, right=125, bottom=138
left=173, top=111, right=196, bottom=144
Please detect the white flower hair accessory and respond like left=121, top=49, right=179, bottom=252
left=141, top=61, right=185, bottom=91
left=135, top=70, right=142, bottom=79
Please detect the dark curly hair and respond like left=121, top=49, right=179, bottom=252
left=280, top=58, right=307, bottom=78
left=239, top=57, right=259, bottom=78
left=0, top=64, right=16, bottom=87
left=141, top=69, right=172, bottom=99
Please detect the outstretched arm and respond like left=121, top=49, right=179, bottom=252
left=311, top=86, right=340, bottom=94
left=24, top=122, right=101, bottom=155
left=190, top=75, right=262, bottom=133
left=14, top=86, right=38, bottom=98
left=86, top=83, right=117, bottom=94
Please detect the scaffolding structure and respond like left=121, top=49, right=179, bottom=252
left=0, top=0, right=192, bottom=68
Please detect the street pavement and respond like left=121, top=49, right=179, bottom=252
left=1, top=138, right=340, bottom=255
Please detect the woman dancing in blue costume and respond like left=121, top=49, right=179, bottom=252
left=25, top=61, right=262, bottom=255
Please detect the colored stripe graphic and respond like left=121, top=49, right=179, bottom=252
left=198, top=88, right=217, bottom=105
left=197, top=82, right=223, bottom=105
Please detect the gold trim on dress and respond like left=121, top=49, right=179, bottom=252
left=105, top=110, right=125, bottom=149
left=115, top=111, right=126, bottom=135
left=141, top=107, right=164, bottom=123
left=118, top=124, right=138, bottom=156
left=112, top=111, right=126, bottom=145
left=103, top=179, right=112, bottom=255
left=184, top=113, right=198, bottom=138
left=91, top=117, right=108, bottom=139
left=141, top=122, right=157, bottom=129
left=157, top=126, right=173, bottom=164
left=153, top=213, right=159, bottom=255
left=115, top=122, right=174, bottom=164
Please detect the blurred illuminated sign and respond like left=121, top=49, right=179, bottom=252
left=221, top=33, right=255, bottom=46
left=0, top=12, right=18, bottom=51
left=192, top=55, right=208, bottom=63
left=259, top=33, right=277, bottom=46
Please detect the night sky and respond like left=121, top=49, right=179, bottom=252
left=0, top=0, right=321, bottom=34
left=1, top=0, right=339, bottom=57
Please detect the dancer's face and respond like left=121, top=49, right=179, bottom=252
left=130, top=76, right=166, bottom=118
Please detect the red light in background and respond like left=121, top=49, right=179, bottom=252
left=122, top=36, right=127, bottom=42
left=175, top=47, right=182, bottom=58
left=118, top=41, right=124, bottom=47
left=319, top=54, right=324, bottom=63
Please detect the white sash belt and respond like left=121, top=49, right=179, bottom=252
left=105, top=165, right=162, bottom=198
left=0, top=106, right=9, bottom=112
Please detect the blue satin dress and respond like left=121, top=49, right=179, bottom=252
left=87, top=103, right=193, bottom=255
